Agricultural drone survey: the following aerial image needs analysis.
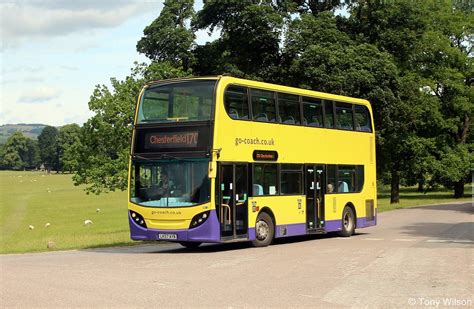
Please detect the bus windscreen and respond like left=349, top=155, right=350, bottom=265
left=130, top=159, right=210, bottom=208
left=137, top=81, right=215, bottom=123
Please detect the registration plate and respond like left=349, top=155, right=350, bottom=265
left=158, top=233, right=177, bottom=240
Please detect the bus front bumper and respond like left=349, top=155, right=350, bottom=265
left=129, top=210, right=221, bottom=243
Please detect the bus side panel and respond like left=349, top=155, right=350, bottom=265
left=248, top=196, right=307, bottom=239
left=324, top=193, right=377, bottom=232
left=213, top=77, right=378, bottom=236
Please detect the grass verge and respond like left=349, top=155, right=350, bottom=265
left=377, top=184, right=471, bottom=212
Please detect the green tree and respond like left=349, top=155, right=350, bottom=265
left=283, top=10, right=405, bottom=202
left=0, top=144, right=5, bottom=169
left=38, top=126, right=59, bottom=172
left=25, top=139, right=40, bottom=169
left=291, top=0, right=342, bottom=15
left=411, top=1, right=473, bottom=197
left=73, top=62, right=190, bottom=194
left=80, top=0, right=472, bottom=200
left=137, top=0, right=195, bottom=70
left=1, top=132, right=37, bottom=170
left=345, top=0, right=473, bottom=201
left=192, top=0, right=286, bottom=79
left=57, top=124, right=81, bottom=173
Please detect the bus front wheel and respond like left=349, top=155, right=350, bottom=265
left=179, top=241, right=202, bottom=248
left=251, top=212, right=274, bottom=247
left=338, top=206, right=355, bottom=237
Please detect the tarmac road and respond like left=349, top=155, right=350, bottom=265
left=1, top=202, right=473, bottom=308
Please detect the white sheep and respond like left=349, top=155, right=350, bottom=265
left=45, top=223, right=51, bottom=228
left=29, top=225, right=35, bottom=230
left=84, top=219, right=93, bottom=226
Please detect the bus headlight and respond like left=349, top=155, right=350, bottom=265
left=190, top=211, right=210, bottom=229
left=130, top=210, right=147, bottom=228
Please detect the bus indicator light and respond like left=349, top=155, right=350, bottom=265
left=189, top=211, right=210, bottom=229
left=129, top=211, right=147, bottom=228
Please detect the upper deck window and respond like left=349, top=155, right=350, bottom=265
left=137, top=81, right=215, bottom=124
left=224, top=86, right=249, bottom=120
left=251, top=89, right=276, bottom=123
left=335, top=102, right=354, bottom=130
left=302, top=97, right=323, bottom=127
left=278, top=93, right=301, bottom=124
left=354, top=105, right=372, bottom=132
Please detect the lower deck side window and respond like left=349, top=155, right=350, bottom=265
left=280, top=164, right=303, bottom=194
left=327, top=164, right=364, bottom=194
left=253, top=164, right=278, bottom=195
left=248, top=163, right=364, bottom=196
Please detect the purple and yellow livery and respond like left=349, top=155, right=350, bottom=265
left=128, top=76, right=377, bottom=247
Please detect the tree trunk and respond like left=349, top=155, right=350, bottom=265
left=417, top=180, right=423, bottom=192
left=390, top=171, right=400, bottom=204
left=454, top=180, right=465, bottom=198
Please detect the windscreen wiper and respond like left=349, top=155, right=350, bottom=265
left=131, top=154, right=154, bottom=161
left=158, top=153, right=182, bottom=161
left=131, top=153, right=182, bottom=161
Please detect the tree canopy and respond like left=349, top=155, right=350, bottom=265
left=1, top=132, right=39, bottom=170
left=73, top=62, right=191, bottom=194
left=74, top=0, right=472, bottom=201
left=38, top=126, right=59, bottom=172
left=57, top=124, right=81, bottom=173
left=137, top=0, right=195, bottom=70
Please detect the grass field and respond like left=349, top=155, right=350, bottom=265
left=0, top=171, right=131, bottom=254
left=0, top=171, right=471, bottom=254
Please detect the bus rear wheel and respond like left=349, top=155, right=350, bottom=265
left=251, top=212, right=274, bottom=247
left=338, top=206, right=355, bottom=237
left=179, top=241, right=202, bottom=248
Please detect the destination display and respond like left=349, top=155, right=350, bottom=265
left=145, top=131, right=199, bottom=149
left=133, top=124, right=211, bottom=153
left=253, top=150, right=278, bottom=161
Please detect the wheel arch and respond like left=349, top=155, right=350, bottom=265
left=258, top=207, right=276, bottom=229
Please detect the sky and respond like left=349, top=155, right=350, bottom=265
left=0, top=0, right=217, bottom=126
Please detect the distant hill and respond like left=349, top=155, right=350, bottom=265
left=0, top=123, right=49, bottom=144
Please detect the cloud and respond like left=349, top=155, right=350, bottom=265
left=0, top=79, right=18, bottom=85
left=23, top=76, right=45, bottom=83
left=26, top=0, right=140, bottom=11
left=60, top=65, right=79, bottom=71
left=18, top=86, right=61, bottom=103
left=3, top=66, right=43, bottom=74
left=1, top=0, right=158, bottom=48
left=24, top=66, right=44, bottom=73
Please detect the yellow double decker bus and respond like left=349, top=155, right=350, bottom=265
left=128, top=76, right=376, bottom=247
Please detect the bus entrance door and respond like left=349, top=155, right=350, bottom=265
left=219, top=164, right=249, bottom=240
left=305, top=164, right=325, bottom=232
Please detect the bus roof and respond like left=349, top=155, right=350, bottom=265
left=145, top=75, right=371, bottom=107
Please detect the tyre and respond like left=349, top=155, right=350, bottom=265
left=251, top=212, right=274, bottom=247
left=179, top=241, right=202, bottom=248
left=338, top=206, right=355, bottom=237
